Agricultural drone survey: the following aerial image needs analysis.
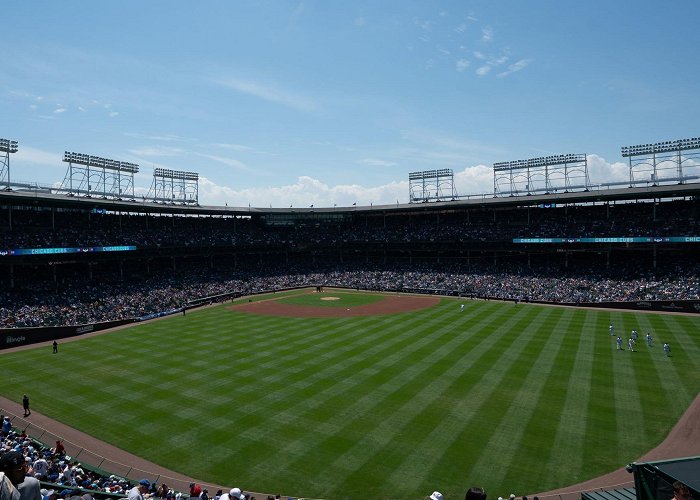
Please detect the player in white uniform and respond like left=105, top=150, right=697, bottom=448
left=646, top=332, right=653, bottom=346
left=663, top=343, right=671, bottom=356
left=460, top=304, right=464, bottom=312
left=616, top=336, right=623, bottom=350
left=609, top=323, right=614, bottom=336
left=628, top=338, right=635, bottom=352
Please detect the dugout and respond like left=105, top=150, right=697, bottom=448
left=629, top=456, right=700, bottom=500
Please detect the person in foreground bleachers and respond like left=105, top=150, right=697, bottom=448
left=218, top=488, right=244, bottom=500
left=0, top=450, right=41, bottom=500
left=1, top=466, right=21, bottom=500
left=465, top=486, right=487, bottom=500
left=127, top=479, right=152, bottom=500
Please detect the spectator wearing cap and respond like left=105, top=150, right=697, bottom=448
left=429, top=492, right=443, bottom=500
left=0, top=450, right=41, bottom=500
left=128, top=480, right=151, bottom=500
left=40, top=489, right=57, bottom=500
left=220, top=488, right=244, bottom=500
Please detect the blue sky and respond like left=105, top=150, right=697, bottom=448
left=2, top=0, right=699, bottom=207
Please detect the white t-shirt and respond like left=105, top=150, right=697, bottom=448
left=32, top=459, right=48, bottom=478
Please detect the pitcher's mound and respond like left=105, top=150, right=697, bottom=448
left=232, top=294, right=440, bottom=317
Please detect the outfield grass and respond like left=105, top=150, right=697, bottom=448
left=2, top=296, right=700, bottom=500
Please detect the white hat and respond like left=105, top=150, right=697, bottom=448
left=229, top=488, right=244, bottom=500
left=510, top=495, right=516, bottom=499
left=430, top=492, right=443, bottom=500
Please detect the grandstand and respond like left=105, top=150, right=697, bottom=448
left=2, top=137, right=700, bottom=499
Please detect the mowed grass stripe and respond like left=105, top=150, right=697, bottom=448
left=202, top=308, right=446, bottom=479
left=581, top=311, right=624, bottom=476
left=414, top=305, right=555, bottom=492
left=245, top=303, right=455, bottom=491
left=611, top=325, right=647, bottom=459
left=542, top=309, right=599, bottom=487
left=496, top=307, right=587, bottom=490
left=468, top=307, right=573, bottom=491
left=651, top=315, right=700, bottom=406
left=306, top=302, right=519, bottom=495
left=632, top=315, right=685, bottom=442
left=385, top=303, right=545, bottom=492
left=326, top=301, right=513, bottom=497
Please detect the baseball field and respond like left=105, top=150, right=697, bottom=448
left=2, top=289, right=700, bottom=500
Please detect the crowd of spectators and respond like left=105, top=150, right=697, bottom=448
left=1, top=261, right=699, bottom=328
left=0, top=199, right=698, bottom=250
left=1, top=199, right=699, bottom=328
left=1, top=415, right=138, bottom=499
left=1, top=417, right=270, bottom=500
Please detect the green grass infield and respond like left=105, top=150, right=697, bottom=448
left=276, top=291, right=385, bottom=307
left=2, top=296, right=700, bottom=500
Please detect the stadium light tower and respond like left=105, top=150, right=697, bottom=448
left=493, top=153, right=588, bottom=196
left=408, top=169, right=456, bottom=203
left=0, top=138, right=19, bottom=191
left=60, top=151, right=139, bottom=199
left=149, top=167, right=199, bottom=204
left=621, top=136, right=700, bottom=186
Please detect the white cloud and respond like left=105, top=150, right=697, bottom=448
left=586, top=154, right=628, bottom=185
left=476, top=65, right=491, bottom=76
left=497, top=58, right=533, bottom=78
left=198, top=175, right=407, bottom=208
left=123, top=132, right=190, bottom=143
left=214, top=76, right=319, bottom=113
left=455, top=23, right=468, bottom=34
left=15, top=146, right=62, bottom=167
left=195, top=153, right=254, bottom=173
left=358, top=158, right=398, bottom=167
left=214, top=143, right=253, bottom=152
left=414, top=19, right=433, bottom=32
left=53, top=107, right=67, bottom=114
left=456, top=59, right=470, bottom=72
left=454, top=164, right=494, bottom=196
left=128, top=146, right=184, bottom=157
left=108, top=111, right=119, bottom=117
left=481, top=26, right=494, bottom=43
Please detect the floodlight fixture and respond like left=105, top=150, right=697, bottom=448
left=0, top=138, right=19, bottom=153
left=494, top=153, right=584, bottom=172
left=154, top=167, right=199, bottom=181
left=408, top=171, right=424, bottom=180
left=622, top=136, right=700, bottom=157
left=63, top=151, right=139, bottom=173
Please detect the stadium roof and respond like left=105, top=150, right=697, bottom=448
left=1, top=182, right=700, bottom=217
